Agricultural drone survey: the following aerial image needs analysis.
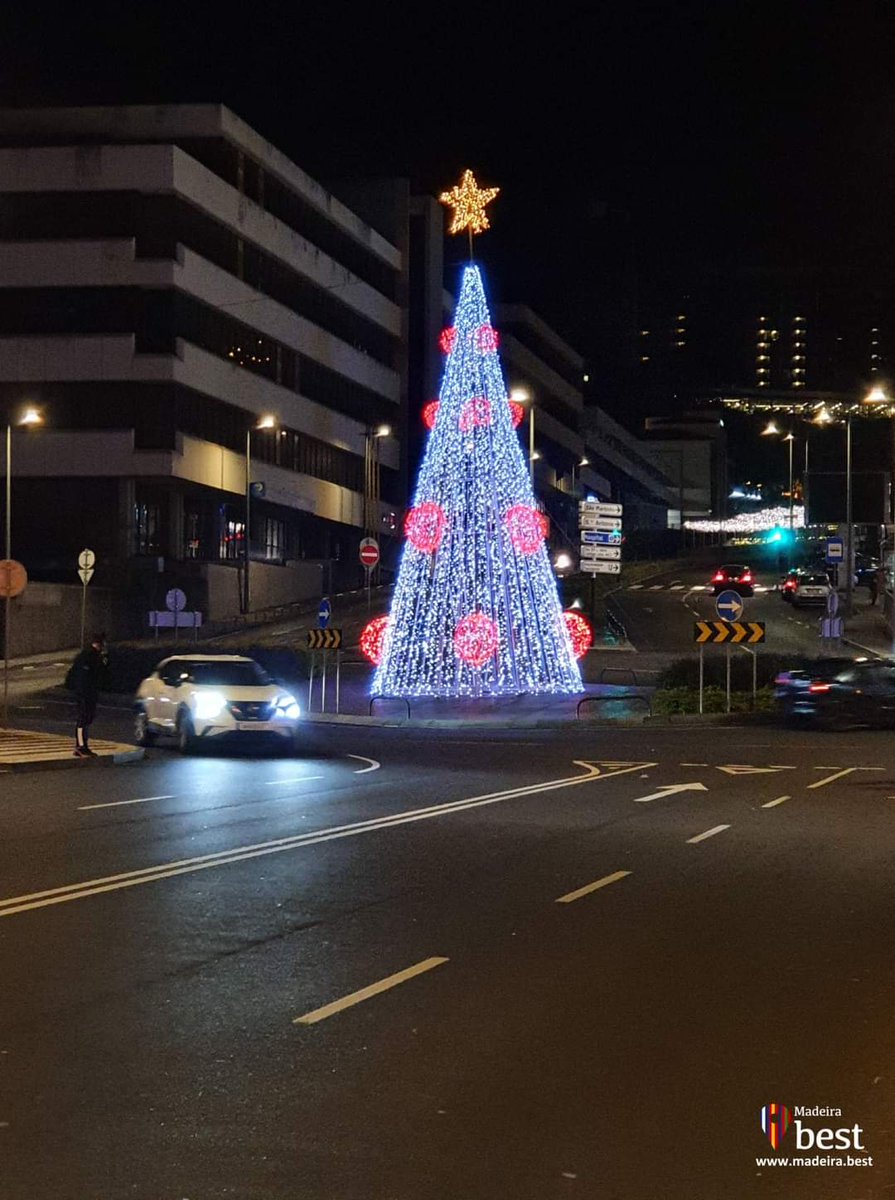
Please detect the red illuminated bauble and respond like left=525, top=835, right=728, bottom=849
left=453, top=612, right=499, bottom=667
left=505, top=504, right=549, bottom=554
left=405, top=501, right=447, bottom=553
left=458, top=396, right=493, bottom=432
left=563, top=610, right=593, bottom=660
left=509, top=400, right=525, bottom=428
left=360, top=615, right=390, bottom=666
left=439, top=327, right=457, bottom=354
left=476, top=324, right=499, bottom=352
left=422, top=400, right=440, bottom=430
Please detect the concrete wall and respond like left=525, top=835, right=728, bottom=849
left=3, top=584, right=125, bottom=658
left=203, top=559, right=324, bottom=621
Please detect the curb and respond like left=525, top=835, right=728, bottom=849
left=0, top=746, right=145, bottom=774
left=303, top=710, right=775, bottom=732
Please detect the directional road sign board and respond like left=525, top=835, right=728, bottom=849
left=581, top=529, right=621, bottom=544
left=580, top=543, right=621, bottom=560
left=318, top=597, right=331, bottom=629
left=715, top=589, right=744, bottom=622
left=825, top=537, right=844, bottom=564
left=589, top=516, right=623, bottom=532
left=580, top=560, right=621, bottom=575
left=694, top=620, right=765, bottom=644
left=579, top=500, right=623, bottom=517
left=307, top=628, right=342, bottom=650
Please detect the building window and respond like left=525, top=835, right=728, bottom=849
left=263, top=517, right=286, bottom=561
left=220, top=511, right=245, bottom=560
left=134, top=502, right=160, bottom=555
left=184, top=511, right=202, bottom=560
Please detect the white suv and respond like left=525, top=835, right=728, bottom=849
left=134, top=654, right=302, bottom=753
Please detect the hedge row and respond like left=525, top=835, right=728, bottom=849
left=652, top=685, right=776, bottom=715
left=656, top=652, right=854, bottom=692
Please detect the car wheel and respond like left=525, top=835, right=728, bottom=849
left=176, top=710, right=197, bottom=754
left=134, top=706, right=157, bottom=747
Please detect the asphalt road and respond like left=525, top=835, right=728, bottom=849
left=2, top=720, right=895, bottom=1198
left=609, top=554, right=857, bottom=658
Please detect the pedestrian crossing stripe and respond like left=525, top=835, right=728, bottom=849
left=716, top=765, right=797, bottom=775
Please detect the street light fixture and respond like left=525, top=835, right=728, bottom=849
left=4, top=405, right=44, bottom=725
left=244, top=414, right=277, bottom=615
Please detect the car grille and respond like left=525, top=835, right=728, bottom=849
left=229, top=702, right=272, bottom=721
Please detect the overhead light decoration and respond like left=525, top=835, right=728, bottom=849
left=372, top=257, right=580, bottom=697
left=422, top=400, right=440, bottom=430
left=439, top=327, right=457, bottom=354
left=509, top=400, right=525, bottom=428
left=685, top=504, right=805, bottom=533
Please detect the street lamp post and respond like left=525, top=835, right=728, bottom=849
left=3, top=407, right=42, bottom=725
left=363, top=425, right=391, bottom=608
left=243, top=414, right=276, bottom=616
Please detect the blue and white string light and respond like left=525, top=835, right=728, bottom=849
left=372, top=263, right=582, bottom=697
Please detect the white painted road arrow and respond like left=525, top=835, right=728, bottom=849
left=633, top=782, right=709, bottom=803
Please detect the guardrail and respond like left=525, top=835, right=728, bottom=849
left=369, top=695, right=411, bottom=719
left=576, top=693, right=651, bottom=720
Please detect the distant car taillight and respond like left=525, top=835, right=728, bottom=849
left=808, top=681, right=832, bottom=693
left=740, top=572, right=753, bottom=583
left=712, top=572, right=725, bottom=582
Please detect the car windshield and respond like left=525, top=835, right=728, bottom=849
left=172, top=661, right=271, bottom=686
left=720, top=564, right=748, bottom=573
left=801, top=575, right=829, bottom=585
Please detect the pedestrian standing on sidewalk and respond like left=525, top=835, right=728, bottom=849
left=65, top=632, right=109, bottom=758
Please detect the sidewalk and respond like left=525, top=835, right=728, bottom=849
left=841, top=603, right=893, bottom=658
left=0, top=729, right=143, bottom=772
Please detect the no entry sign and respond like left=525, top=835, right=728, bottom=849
left=359, top=537, right=380, bottom=569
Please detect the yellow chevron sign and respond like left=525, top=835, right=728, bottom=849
left=307, top=628, right=342, bottom=650
left=694, top=621, right=765, bottom=644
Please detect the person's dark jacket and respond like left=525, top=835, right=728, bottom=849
left=66, top=646, right=109, bottom=699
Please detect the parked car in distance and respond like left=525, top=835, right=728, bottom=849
left=710, top=563, right=755, bottom=596
left=790, top=572, right=832, bottom=607
left=775, top=658, right=895, bottom=728
left=134, top=654, right=302, bottom=753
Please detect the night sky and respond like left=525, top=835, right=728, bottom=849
left=3, top=3, right=895, bottom=430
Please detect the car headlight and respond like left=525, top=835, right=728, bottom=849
left=273, top=693, right=301, bottom=719
left=194, top=690, right=227, bottom=720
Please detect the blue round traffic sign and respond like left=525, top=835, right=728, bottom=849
left=318, top=597, right=332, bottom=629
left=715, top=589, right=744, bottom=622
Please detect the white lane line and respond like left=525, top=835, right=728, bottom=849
left=293, top=956, right=449, bottom=1025
left=346, top=754, right=381, bottom=774
left=1, top=761, right=651, bottom=918
left=686, top=824, right=730, bottom=844
left=808, top=767, right=884, bottom=789
left=648, top=584, right=664, bottom=590
left=78, top=795, right=175, bottom=811
left=669, top=584, right=685, bottom=591
left=264, top=776, right=324, bottom=786
left=628, top=584, right=644, bottom=590
left=680, top=762, right=709, bottom=766
left=762, top=795, right=791, bottom=808
left=556, top=870, right=631, bottom=904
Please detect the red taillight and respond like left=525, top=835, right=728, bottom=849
left=808, top=681, right=831, bottom=693
left=712, top=572, right=725, bottom=582
left=783, top=580, right=796, bottom=591
left=740, top=572, right=753, bottom=583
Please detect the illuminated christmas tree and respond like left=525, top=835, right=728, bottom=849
left=372, top=172, right=581, bottom=697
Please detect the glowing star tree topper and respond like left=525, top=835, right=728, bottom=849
left=439, top=168, right=500, bottom=248
left=372, top=260, right=582, bottom=698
